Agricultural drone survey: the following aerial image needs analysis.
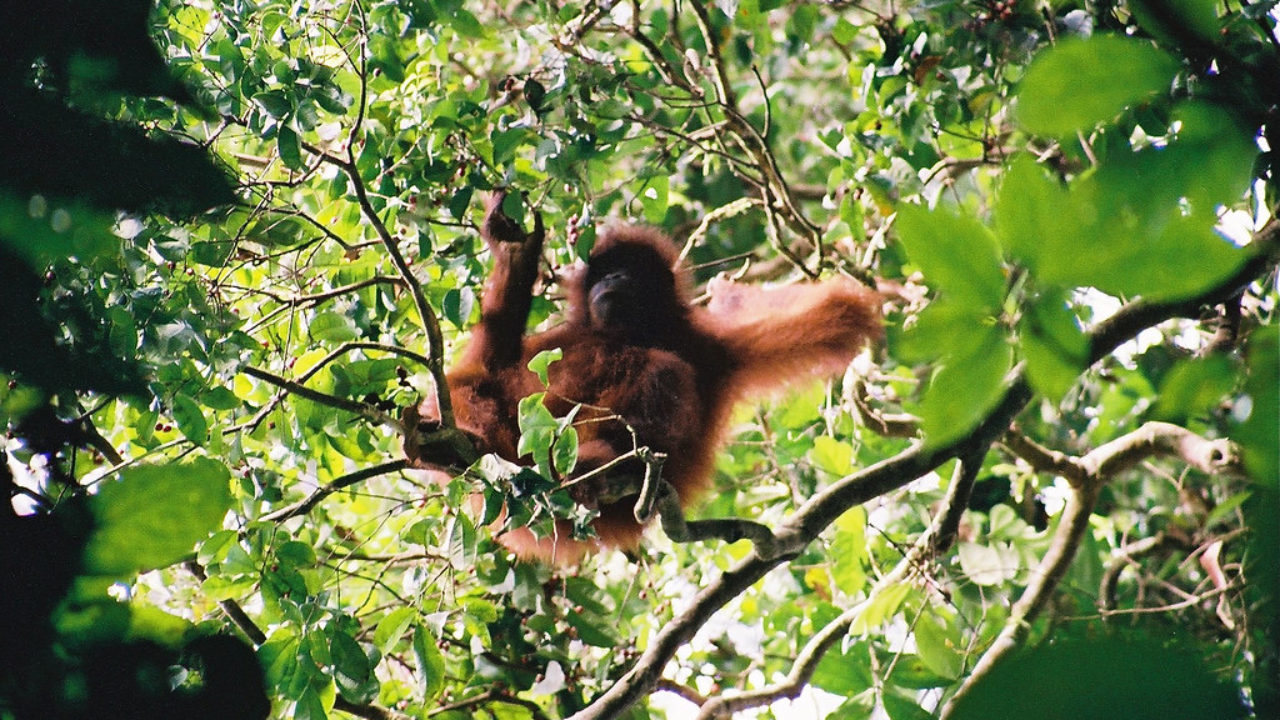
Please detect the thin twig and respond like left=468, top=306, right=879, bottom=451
left=242, top=365, right=403, bottom=431
left=261, top=459, right=410, bottom=522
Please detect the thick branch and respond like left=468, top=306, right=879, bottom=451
left=1082, top=421, right=1238, bottom=478
left=1003, top=429, right=1087, bottom=485
left=697, top=602, right=862, bottom=719
left=850, top=379, right=919, bottom=438
left=652, top=482, right=788, bottom=559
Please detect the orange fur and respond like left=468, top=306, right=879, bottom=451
left=404, top=194, right=881, bottom=564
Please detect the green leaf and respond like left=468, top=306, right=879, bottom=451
left=1157, top=102, right=1257, bottom=214
left=106, top=306, right=139, bottom=356
left=254, top=90, right=293, bottom=118
left=553, top=425, right=579, bottom=476
left=850, top=581, right=912, bottom=634
left=202, top=385, right=242, bottom=410
left=197, top=529, right=237, bottom=566
left=1081, top=214, right=1245, bottom=301
left=566, top=609, right=620, bottom=647
left=413, top=625, right=446, bottom=700
left=309, top=311, right=360, bottom=342
left=1000, top=107, right=1250, bottom=302
left=367, top=34, right=405, bottom=82
left=995, top=155, right=1073, bottom=270
left=1233, top=326, right=1278, bottom=486
left=492, top=127, right=529, bottom=166
left=1129, top=0, right=1220, bottom=48
left=833, top=17, right=858, bottom=45
left=831, top=507, right=868, bottom=595
left=0, top=193, right=118, bottom=264
left=448, top=186, right=473, bottom=220
left=84, top=457, right=233, bottom=575
left=314, top=84, right=351, bottom=114
left=890, top=656, right=954, bottom=689
left=442, top=287, right=475, bottom=328
left=882, top=691, right=934, bottom=720
left=440, top=2, right=486, bottom=39
left=811, top=435, right=854, bottom=476
left=276, top=540, right=317, bottom=568
left=895, top=203, right=1005, bottom=308
left=374, top=607, right=417, bottom=655
left=918, top=326, right=1013, bottom=447
left=914, top=612, right=962, bottom=680
left=812, top=640, right=872, bottom=695
left=330, top=630, right=373, bottom=702
left=259, top=631, right=301, bottom=697
left=201, top=575, right=257, bottom=601
left=1019, top=290, right=1088, bottom=402
left=125, top=605, right=194, bottom=647
left=500, top=191, right=525, bottom=224
left=948, top=638, right=1245, bottom=720
left=524, top=78, right=547, bottom=113
left=517, top=393, right=556, bottom=476
left=1151, top=355, right=1236, bottom=423
left=171, top=393, right=208, bottom=445
left=278, top=125, right=303, bottom=170
left=639, top=173, right=670, bottom=224
left=527, top=348, right=562, bottom=386
left=293, top=686, right=327, bottom=720
left=1018, top=35, right=1178, bottom=136
left=895, top=298, right=995, bottom=364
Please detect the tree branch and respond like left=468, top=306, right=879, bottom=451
left=303, top=31, right=454, bottom=434
left=941, top=478, right=1101, bottom=717
left=1002, top=428, right=1087, bottom=485
left=184, top=560, right=267, bottom=645
left=1099, top=532, right=1194, bottom=612
left=224, top=275, right=406, bottom=308
left=242, top=365, right=404, bottom=432
left=261, top=459, right=410, bottom=522
left=688, top=1, right=822, bottom=270
left=240, top=341, right=430, bottom=435
left=1083, top=421, right=1239, bottom=478
left=696, top=452, right=987, bottom=718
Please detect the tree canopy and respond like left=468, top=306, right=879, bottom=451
left=0, top=1, right=1276, bottom=719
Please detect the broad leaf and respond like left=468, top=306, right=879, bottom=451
left=918, top=325, right=1014, bottom=447
left=896, top=203, right=1006, bottom=309
left=1018, top=36, right=1178, bottom=136
left=85, top=457, right=233, bottom=575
